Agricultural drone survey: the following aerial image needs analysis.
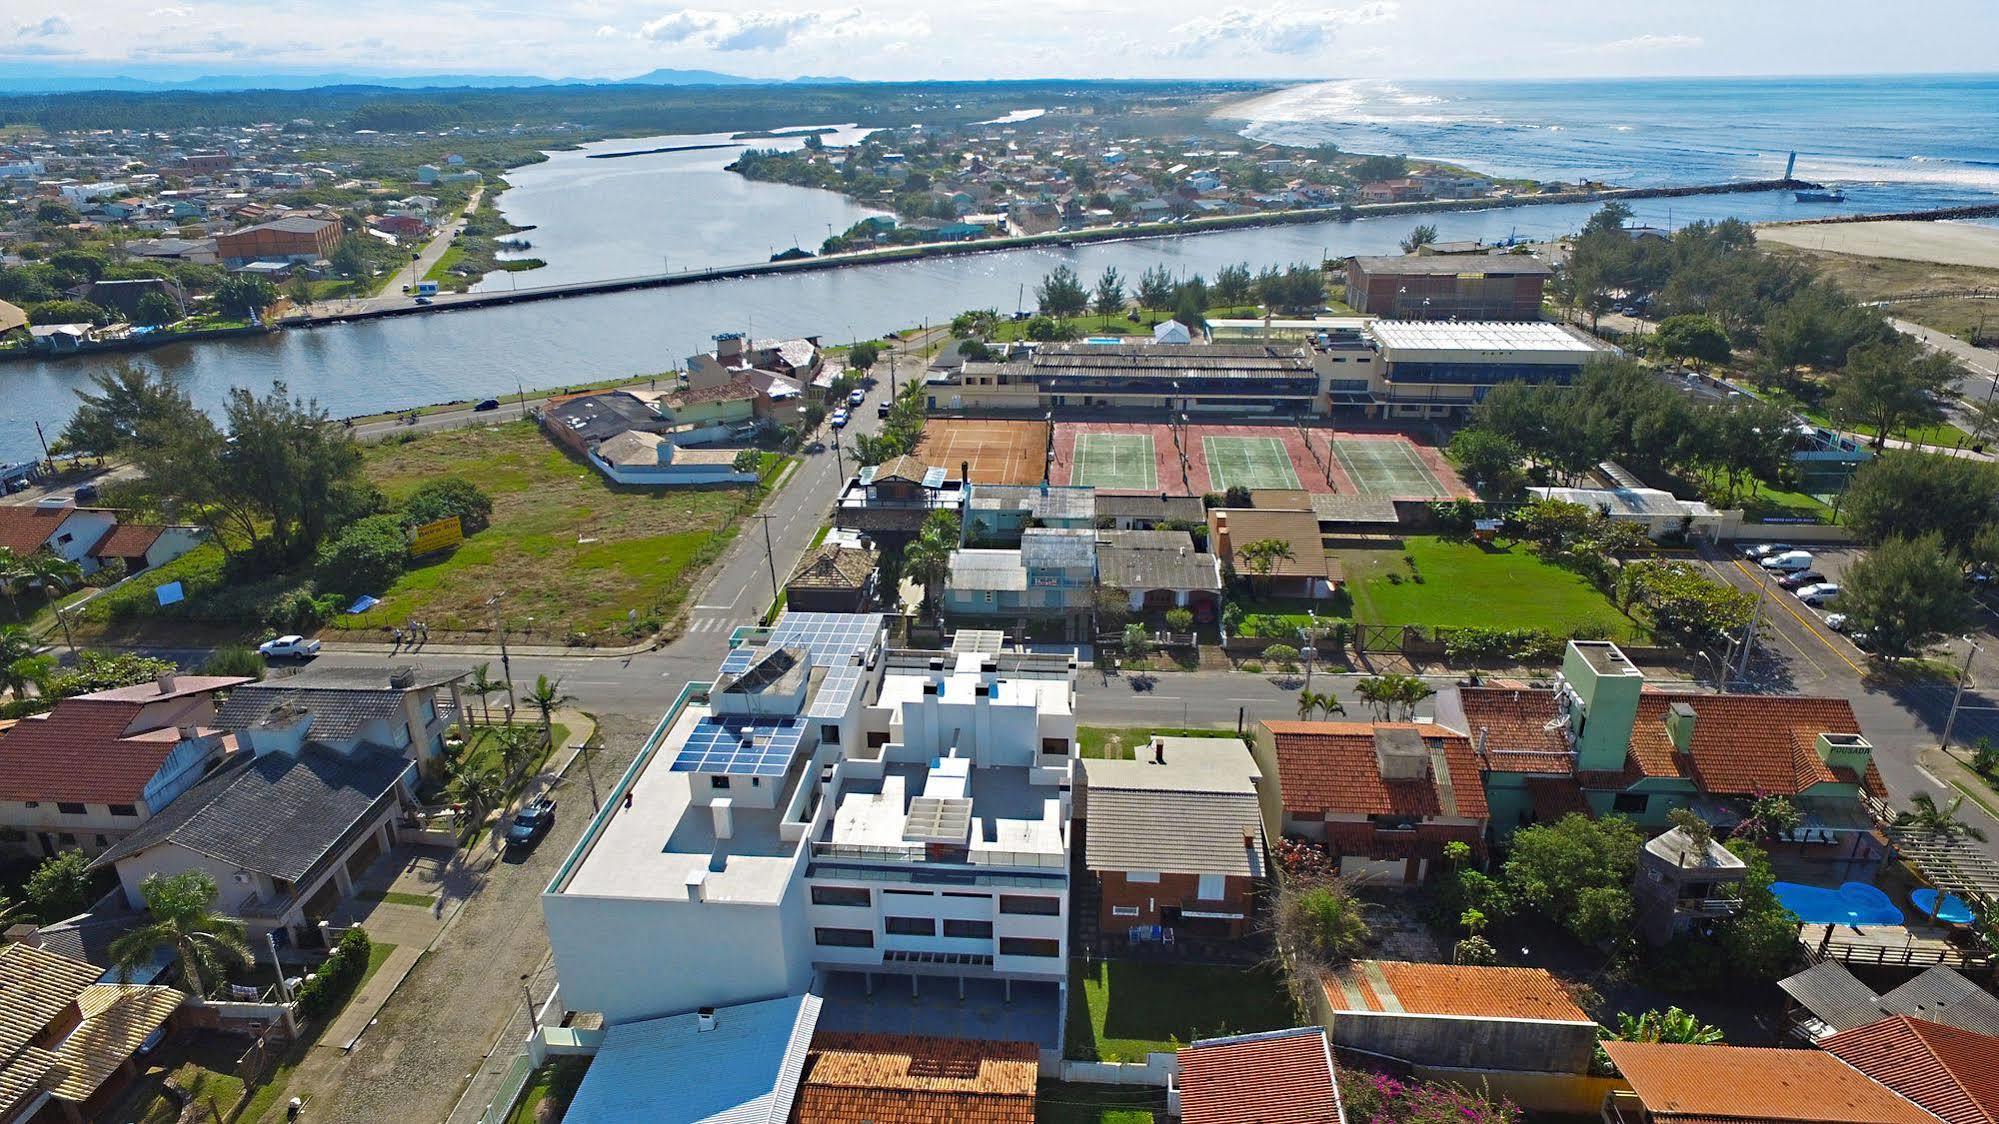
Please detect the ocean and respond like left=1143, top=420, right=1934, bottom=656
left=1237, top=74, right=1999, bottom=217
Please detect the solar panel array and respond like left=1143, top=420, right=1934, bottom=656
left=806, top=663, right=865, bottom=719
left=767, top=612, right=885, bottom=664
left=669, top=715, right=807, bottom=777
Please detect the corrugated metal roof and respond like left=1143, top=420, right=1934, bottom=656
left=1601, top=1041, right=1939, bottom=1123
left=1822, top=1016, right=1999, bottom=1124
left=948, top=550, right=1027, bottom=592
left=1019, top=527, right=1095, bottom=569
left=563, top=994, right=821, bottom=1124
left=1778, top=961, right=1885, bottom=1032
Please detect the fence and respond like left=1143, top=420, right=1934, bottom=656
left=1049, top=1053, right=1178, bottom=1086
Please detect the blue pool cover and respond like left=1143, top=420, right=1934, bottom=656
left=1770, top=881, right=1905, bottom=926
left=1911, top=888, right=1976, bottom=924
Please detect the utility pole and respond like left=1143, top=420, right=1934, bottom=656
left=489, top=593, right=517, bottom=713
left=33, top=421, right=52, bottom=473
left=1939, top=638, right=1980, bottom=752
left=578, top=736, right=600, bottom=811
left=753, top=513, right=781, bottom=623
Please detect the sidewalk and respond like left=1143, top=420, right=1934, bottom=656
left=317, top=634, right=660, bottom=659
left=322, top=944, right=425, bottom=1052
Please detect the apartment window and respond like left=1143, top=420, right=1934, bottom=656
left=1612, top=792, right=1649, bottom=814
left=884, top=916, right=935, bottom=937
left=998, top=895, right=1060, bottom=916
left=1197, top=874, right=1226, bottom=901
left=814, top=927, right=873, bottom=948
left=998, top=937, right=1060, bottom=958
left=942, top=891, right=988, bottom=900
left=56, top=802, right=87, bottom=816
left=811, top=885, right=870, bottom=908
left=820, top=725, right=840, bottom=744
left=1111, top=905, right=1140, bottom=918
left=108, top=804, right=138, bottom=818
left=1040, top=737, right=1069, bottom=755
left=57, top=833, right=76, bottom=845
left=883, top=889, right=932, bottom=899
left=942, top=919, right=993, bottom=939
left=1126, top=871, right=1160, bottom=884
left=710, top=776, right=731, bottom=790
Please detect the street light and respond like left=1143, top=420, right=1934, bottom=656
left=1939, top=636, right=1981, bottom=753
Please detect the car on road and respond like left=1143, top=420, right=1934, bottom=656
left=877, top=401, right=891, bottom=418
left=1741, top=542, right=1792, bottom=559
left=1777, top=569, right=1826, bottom=590
left=830, top=409, right=850, bottom=428
left=505, top=797, right=556, bottom=852
left=1759, top=550, right=1815, bottom=572
left=1824, top=612, right=1850, bottom=632
left=1795, top=583, right=1842, bottom=606
left=415, top=296, right=433, bottom=305
left=258, top=635, right=321, bottom=660
left=73, top=483, right=98, bottom=504
left=848, top=389, right=866, bottom=407
left=474, top=399, right=501, bottom=412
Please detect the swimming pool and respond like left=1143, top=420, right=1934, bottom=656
left=1770, top=881, right=1904, bottom=926
left=1912, top=888, right=1975, bottom=924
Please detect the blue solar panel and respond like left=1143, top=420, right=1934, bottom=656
left=718, top=648, right=756, bottom=676
left=806, top=664, right=864, bottom=719
left=669, top=716, right=804, bottom=777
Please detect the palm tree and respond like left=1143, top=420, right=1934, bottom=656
left=1612, top=1007, right=1725, bottom=1045
left=1296, top=690, right=1346, bottom=720
left=1393, top=674, right=1435, bottom=720
left=1297, top=689, right=1318, bottom=720
left=446, top=756, right=505, bottom=842
left=18, top=551, right=82, bottom=650
left=524, top=674, right=574, bottom=749
left=904, top=512, right=958, bottom=617
left=0, top=547, right=22, bottom=614
left=0, top=625, right=37, bottom=698
left=1236, top=539, right=1295, bottom=597
left=1894, top=793, right=1988, bottom=843
left=109, top=871, right=250, bottom=998
left=467, top=662, right=503, bottom=728
left=1354, top=676, right=1396, bottom=720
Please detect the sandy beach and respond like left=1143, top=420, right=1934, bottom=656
left=1759, top=220, right=1999, bottom=269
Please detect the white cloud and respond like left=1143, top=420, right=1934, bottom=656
left=15, top=15, right=70, bottom=38
left=638, top=6, right=870, bottom=51
left=1163, top=2, right=1397, bottom=57
left=1580, top=32, right=1704, bottom=53
left=149, top=7, right=192, bottom=18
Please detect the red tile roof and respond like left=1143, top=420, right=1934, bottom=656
left=1263, top=722, right=1488, bottom=821
left=794, top=1033, right=1036, bottom=1124
left=1635, top=691, right=1870, bottom=797
left=1458, top=687, right=1574, bottom=775
left=1178, top=1027, right=1342, bottom=1124
left=87, top=523, right=163, bottom=560
left=0, top=505, right=72, bottom=554
left=1602, top=1041, right=1939, bottom=1123
left=1331, top=961, right=1593, bottom=1023
left=1822, top=1016, right=1999, bottom=1124
left=0, top=678, right=239, bottom=805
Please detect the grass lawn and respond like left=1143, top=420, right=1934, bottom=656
left=1037, top=1081, right=1162, bottom=1124
left=347, top=421, right=772, bottom=645
left=358, top=889, right=436, bottom=908
left=1066, top=959, right=1296, bottom=1061
left=990, top=305, right=1269, bottom=343
left=456, top=723, right=570, bottom=778
left=506, top=1057, right=589, bottom=1124
left=1339, top=535, right=1642, bottom=641
left=1077, top=726, right=1244, bottom=760
left=1739, top=480, right=1838, bottom=523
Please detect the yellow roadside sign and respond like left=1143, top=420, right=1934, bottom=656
left=409, top=515, right=463, bottom=557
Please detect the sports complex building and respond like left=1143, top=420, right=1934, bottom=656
left=936, top=318, right=1614, bottom=421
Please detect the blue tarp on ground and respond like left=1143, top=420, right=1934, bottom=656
left=346, top=595, right=381, bottom=614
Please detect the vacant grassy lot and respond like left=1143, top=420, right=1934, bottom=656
left=1763, top=240, right=1999, bottom=342
left=346, top=421, right=779, bottom=645
left=1339, top=535, right=1641, bottom=640
left=1066, top=959, right=1295, bottom=1061
left=1077, top=726, right=1245, bottom=760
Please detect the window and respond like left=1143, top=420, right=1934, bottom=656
left=942, top=891, right=988, bottom=900
left=710, top=776, right=731, bottom=790
left=108, top=804, right=138, bottom=818
left=998, top=937, right=1059, bottom=958
left=883, top=889, right=932, bottom=898
left=94, top=835, right=108, bottom=848
left=1126, top=871, right=1160, bottom=884
left=811, top=885, right=870, bottom=908
left=1111, top=905, right=1140, bottom=918
left=56, top=802, right=87, bottom=816
left=884, top=916, right=935, bottom=936
left=55, top=532, right=72, bottom=545
left=814, top=927, right=873, bottom=948
left=57, top=833, right=76, bottom=845
left=942, top=919, right=993, bottom=939
left=821, top=725, right=840, bottom=744
left=1197, top=874, right=1226, bottom=901
left=1611, top=792, right=1649, bottom=814
left=1040, top=737, right=1069, bottom=755
left=999, top=895, right=1060, bottom=916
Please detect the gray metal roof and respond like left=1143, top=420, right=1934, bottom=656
left=968, top=484, right=1096, bottom=522
left=94, top=746, right=410, bottom=882
left=1096, top=533, right=1221, bottom=593
left=1348, top=253, right=1552, bottom=277
left=1094, top=494, right=1207, bottom=521
left=1083, top=741, right=1264, bottom=878
left=1778, top=961, right=1884, bottom=1032
left=216, top=687, right=411, bottom=743
left=948, top=550, right=1027, bottom=592
left=1879, top=966, right=1999, bottom=1035
left=563, top=994, right=820, bottom=1124
left=1020, top=528, right=1096, bottom=570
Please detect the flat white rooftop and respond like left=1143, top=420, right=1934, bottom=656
left=1369, top=319, right=1606, bottom=355
left=875, top=662, right=1074, bottom=716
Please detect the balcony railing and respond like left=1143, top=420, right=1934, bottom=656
left=1602, top=1089, right=1645, bottom=1124
left=1674, top=895, right=1744, bottom=917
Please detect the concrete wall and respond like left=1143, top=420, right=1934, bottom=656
left=1328, top=1010, right=1598, bottom=1075
left=1411, top=1064, right=1622, bottom=1116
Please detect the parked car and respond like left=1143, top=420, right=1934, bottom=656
left=848, top=389, right=866, bottom=407
left=415, top=296, right=433, bottom=306
left=1742, top=542, right=1792, bottom=559
left=1777, top=570, right=1826, bottom=590
left=1824, top=612, right=1850, bottom=632
left=1795, top=583, right=1842, bottom=606
left=1759, top=550, right=1815, bottom=572
left=830, top=409, right=850, bottom=428
left=505, top=797, right=556, bottom=852
left=1850, top=629, right=1876, bottom=653
left=474, top=398, right=501, bottom=412
left=876, top=401, right=891, bottom=418
left=73, top=483, right=99, bottom=504
left=258, top=635, right=322, bottom=660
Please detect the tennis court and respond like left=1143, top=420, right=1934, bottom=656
left=1070, top=432, right=1160, bottom=491
left=915, top=419, right=1050, bottom=485
left=1332, top=436, right=1449, bottom=499
left=1202, top=435, right=1303, bottom=492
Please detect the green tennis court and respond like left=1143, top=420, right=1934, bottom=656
left=1203, top=435, right=1302, bottom=492
left=1333, top=437, right=1448, bottom=498
left=1071, top=432, right=1159, bottom=490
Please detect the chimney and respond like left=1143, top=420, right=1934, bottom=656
left=711, top=797, right=734, bottom=841
left=961, top=460, right=970, bottom=483
left=1153, top=739, right=1165, bottom=765
left=696, top=1007, right=718, bottom=1032
left=176, top=724, right=199, bottom=742
left=389, top=667, right=417, bottom=689
left=1664, top=701, right=1696, bottom=752
left=2, top=923, right=40, bottom=948
left=685, top=869, right=708, bottom=902
left=156, top=670, right=177, bottom=695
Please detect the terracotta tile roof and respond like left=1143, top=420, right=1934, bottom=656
left=1207, top=509, right=1333, bottom=580
left=1336, top=961, right=1592, bottom=1023
left=794, top=1032, right=1036, bottom=1124
left=1178, top=1027, right=1342, bottom=1124
left=1602, top=1041, right=1939, bottom=1123
left=1457, top=687, right=1574, bottom=775
left=1634, top=691, right=1864, bottom=796
left=665, top=374, right=757, bottom=409
left=0, top=700, right=161, bottom=804
left=1262, top=722, right=1488, bottom=821
left=1822, top=1016, right=1999, bottom=1124
left=87, top=522, right=163, bottom=560
left=0, top=504, right=73, bottom=554
left=789, top=544, right=877, bottom=591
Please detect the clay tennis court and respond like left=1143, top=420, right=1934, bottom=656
left=915, top=418, right=1051, bottom=485
left=1050, top=420, right=1472, bottom=499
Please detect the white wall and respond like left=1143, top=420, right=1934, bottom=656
left=144, top=527, right=207, bottom=570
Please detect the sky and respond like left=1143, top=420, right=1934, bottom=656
left=5, top=0, right=1998, bottom=82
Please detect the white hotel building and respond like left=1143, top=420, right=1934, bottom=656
left=542, top=614, right=1078, bottom=1047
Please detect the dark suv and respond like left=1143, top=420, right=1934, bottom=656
left=504, top=797, right=557, bottom=852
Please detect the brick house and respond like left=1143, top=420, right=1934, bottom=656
left=1252, top=721, right=1486, bottom=884
left=1080, top=737, right=1265, bottom=939
left=1176, top=1026, right=1343, bottom=1124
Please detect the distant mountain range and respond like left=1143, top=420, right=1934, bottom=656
left=0, top=68, right=859, bottom=94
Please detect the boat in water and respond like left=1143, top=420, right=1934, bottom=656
left=1794, top=186, right=1848, bottom=203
